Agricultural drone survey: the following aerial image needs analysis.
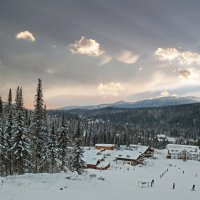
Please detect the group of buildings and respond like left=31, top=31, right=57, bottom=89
left=82, top=143, right=200, bottom=171
left=83, top=144, right=154, bottom=170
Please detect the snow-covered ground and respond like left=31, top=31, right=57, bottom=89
left=1, top=150, right=200, bottom=200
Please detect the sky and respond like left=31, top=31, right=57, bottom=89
left=1, top=0, right=200, bottom=108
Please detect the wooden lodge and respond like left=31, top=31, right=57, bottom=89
left=95, top=144, right=115, bottom=150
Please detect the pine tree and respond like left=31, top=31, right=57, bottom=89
left=4, top=89, right=13, bottom=175
left=0, top=95, right=3, bottom=116
left=11, top=87, right=30, bottom=175
left=11, top=111, right=30, bottom=174
left=0, top=126, right=6, bottom=176
left=48, top=123, right=58, bottom=173
left=8, top=89, right=12, bottom=107
left=57, top=115, right=69, bottom=171
left=71, top=121, right=84, bottom=175
left=31, top=79, right=49, bottom=173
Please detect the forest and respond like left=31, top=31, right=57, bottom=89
left=1, top=79, right=200, bottom=177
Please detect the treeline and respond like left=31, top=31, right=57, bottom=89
left=49, top=104, right=200, bottom=149
left=0, top=79, right=84, bottom=177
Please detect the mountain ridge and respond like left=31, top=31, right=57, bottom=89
left=57, top=96, right=200, bottom=111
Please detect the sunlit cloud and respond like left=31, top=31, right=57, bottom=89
left=99, top=54, right=112, bottom=65
left=116, top=50, right=139, bottom=64
left=16, top=31, right=36, bottom=42
left=160, top=90, right=170, bottom=97
left=98, top=82, right=124, bottom=96
left=155, top=48, right=200, bottom=65
left=178, top=67, right=200, bottom=80
left=70, top=36, right=103, bottom=57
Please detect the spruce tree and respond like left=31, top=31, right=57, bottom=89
left=57, top=115, right=69, bottom=171
left=0, top=126, right=6, bottom=176
left=11, top=111, right=30, bottom=174
left=4, top=89, right=13, bottom=175
left=0, top=95, right=3, bottom=116
left=71, top=121, right=84, bottom=175
left=11, top=87, right=30, bottom=174
left=31, top=79, right=48, bottom=173
left=48, top=123, right=58, bottom=173
left=8, top=89, right=12, bottom=107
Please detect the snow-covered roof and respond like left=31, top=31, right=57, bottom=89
left=157, top=135, right=176, bottom=143
left=83, top=150, right=104, bottom=165
left=116, top=150, right=142, bottom=160
left=167, top=144, right=199, bottom=155
left=129, top=145, right=149, bottom=154
left=96, top=161, right=110, bottom=168
left=95, top=144, right=115, bottom=147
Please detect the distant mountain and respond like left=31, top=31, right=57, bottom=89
left=58, top=96, right=200, bottom=110
left=58, top=104, right=109, bottom=111
left=110, top=96, right=200, bottom=109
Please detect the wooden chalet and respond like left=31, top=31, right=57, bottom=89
left=95, top=144, right=115, bottom=150
left=83, top=149, right=110, bottom=170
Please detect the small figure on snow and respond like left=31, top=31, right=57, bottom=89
left=183, top=171, right=184, bottom=174
left=191, top=184, right=195, bottom=191
left=172, top=182, right=175, bottom=189
left=195, top=173, right=197, bottom=177
left=151, top=179, right=154, bottom=187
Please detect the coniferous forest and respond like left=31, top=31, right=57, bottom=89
left=0, top=79, right=84, bottom=176
left=1, top=79, right=200, bottom=177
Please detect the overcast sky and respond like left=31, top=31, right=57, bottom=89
left=1, top=0, right=200, bottom=108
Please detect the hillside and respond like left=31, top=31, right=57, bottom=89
left=50, top=102, right=200, bottom=130
left=1, top=149, right=200, bottom=200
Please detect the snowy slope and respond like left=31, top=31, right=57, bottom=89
left=1, top=149, right=200, bottom=200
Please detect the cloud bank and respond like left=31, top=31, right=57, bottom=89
left=98, top=82, right=124, bottom=96
left=155, top=48, right=200, bottom=65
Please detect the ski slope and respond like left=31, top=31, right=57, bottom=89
left=0, top=150, right=200, bottom=200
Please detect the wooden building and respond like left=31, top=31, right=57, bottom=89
left=166, top=144, right=200, bottom=161
left=95, top=144, right=115, bottom=150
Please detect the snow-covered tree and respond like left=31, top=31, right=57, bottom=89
left=31, top=79, right=49, bottom=173
left=10, top=88, right=30, bottom=174
left=71, top=121, right=84, bottom=175
left=0, top=126, right=6, bottom=176
left=11, top=111, right=30, bottom=174
left=4, top=89, right=14, bottom=175
left=48, top=123, right=58, bottom=173
left=57, top=115, right=70, bottom=171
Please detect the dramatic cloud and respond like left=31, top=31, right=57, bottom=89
left=178, top=68, right=199, bottom=80
left=155, top=48, right=200, bottom=65
left=99, top=54, right=112, bottom=65
left=160, top=90, right=170, bottom=97
left=116, top=50, right=139, bottom=64
left=70, top=36, right=103, bottom=57
left=16, top=31, right=36, bottom=42
left=98, top=82, right=124, bottom=96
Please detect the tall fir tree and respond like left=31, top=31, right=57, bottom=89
left=31, top=79, right=49, bottom=173
left=4, top=89, right=13, bottom=175
left=8, top=88, right=12, bottom=107
left=71, top=121, right=84, bottom=175
left=0, top=95, right=3, bottom=116
left=11, top=111, right=30, bottom=174
left=57, top=114, right=70, bottom=171
left=0, top=126, right=6, bottom=176
left=11, top=87, right=30, bottom=174
left=48, top=123, right=58, bottom=173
